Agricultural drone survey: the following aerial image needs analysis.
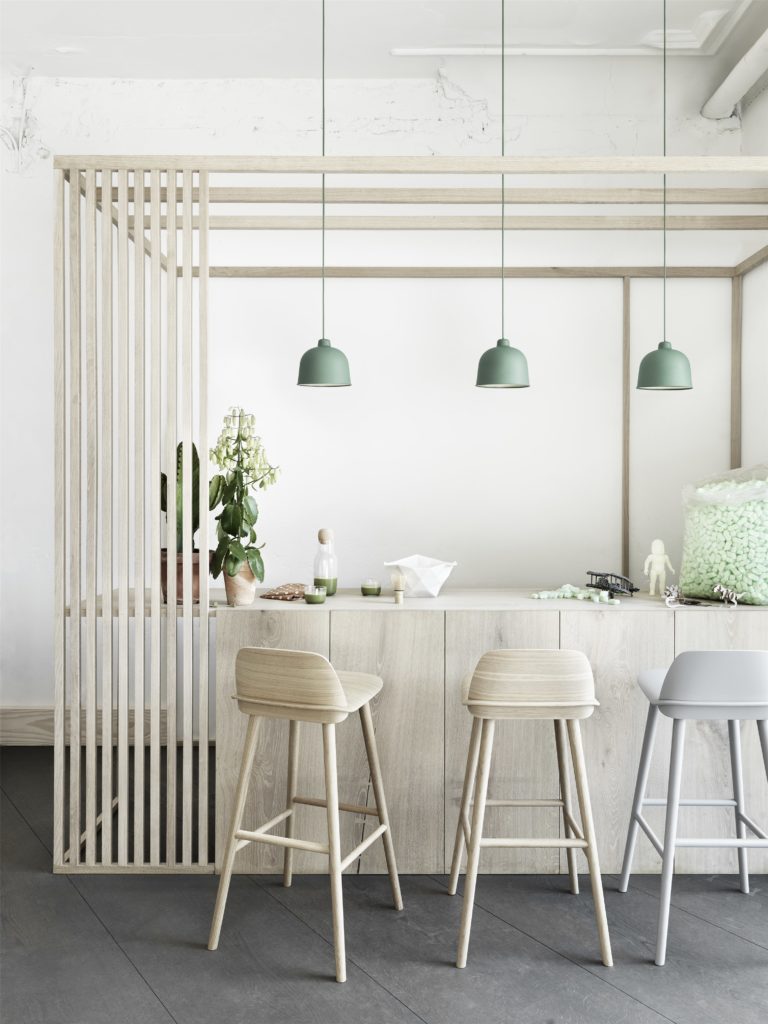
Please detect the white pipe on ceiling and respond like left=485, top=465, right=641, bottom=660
left=701, top=26, right=768, bottom=119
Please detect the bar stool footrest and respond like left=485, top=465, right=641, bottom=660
left=479, top=837, right=588, bottom=849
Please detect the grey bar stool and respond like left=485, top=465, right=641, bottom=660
left=448, top=649, right=613, bottom=969
left=208, top=647, right=403, bottom=983
left=619, top=650, right=768, bottom=966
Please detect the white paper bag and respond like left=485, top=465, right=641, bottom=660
left=383, top=554, right=457, bottom=597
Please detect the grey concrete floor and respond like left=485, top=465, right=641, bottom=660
left=1, top=747, right=767, bottom=1024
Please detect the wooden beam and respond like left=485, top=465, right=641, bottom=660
left=54, top=154, right=768, bottom=173
left=193, top=265, right=734, bottom=279
left=99, top=186, right=768, bottom=205
left=143, top=214, right=768, bottom=232
left=731, top=275, right=743, bottom=470
left=734, top=243, right=768, bottom=276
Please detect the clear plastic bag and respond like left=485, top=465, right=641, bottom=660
left=679, top=465, right=768, bottom=605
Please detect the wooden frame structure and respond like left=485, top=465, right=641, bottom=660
left=53, top=155, right=768, bottom=872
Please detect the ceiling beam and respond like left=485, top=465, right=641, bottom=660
left=142, top=214, right=768, bottom=231
left=100, top=186, right=768, bottom=205
left=183, top=266, right=735, bottom=279
left=734, top=243, right=768, bottom=276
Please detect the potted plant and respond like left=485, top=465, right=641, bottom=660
left=160, top=442, right=217, bottom=603
left=209, top=407, right=279, bottom=606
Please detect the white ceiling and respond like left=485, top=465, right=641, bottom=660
left=1, top=0, right=765, bottom=79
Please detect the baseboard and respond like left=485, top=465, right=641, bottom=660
left=0, top=708, right=173, bottom=746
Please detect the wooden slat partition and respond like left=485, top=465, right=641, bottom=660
left=149, top=170, right=162, bottom=864
left=116, top=169, right=130, bottom=866
left=165, top=169, right=179, bottom=867
left=53, top=169, right=66, bottom=868
left=198, top=170, right=210, bottom=865
left=181, top=169, right=194, bottom=865
left=68, top=174, right=82, bottom=867
left=56, top=164, right=215, bottom=872
left=100, top=169, right=114, bottom=865
left=84, top=170, right=99, bottom=866
left=133, top=171, right=146, bottom=864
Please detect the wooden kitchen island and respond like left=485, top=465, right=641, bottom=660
left=215, top=589, right=768, bottom=876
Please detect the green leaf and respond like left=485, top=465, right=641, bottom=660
left=210, top=538, right=229, bottom=579
left=222, top=478, right=237, bottom=505
left=160, top=472, right=168, bottom=513
left=246, top=547, right=264, bottom=582
left=224, top=552, right=244, bottom=577
left=209, top=474, right=225, bottom=510
left=242, top=495, right=259, bottom=525
left=229, top=540, right=247, bottom=562
left=220, top=503, right=241, bottom=535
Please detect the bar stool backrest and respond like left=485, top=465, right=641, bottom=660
left=466, top=649, right=597, bottom=715
left=235, top=647, right=349, bottom=722
left=659, top=650, right=768, bottom=718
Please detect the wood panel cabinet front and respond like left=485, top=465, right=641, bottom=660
left=330, top=610, right=445, bottom=873
left=559, top=608, right=675, bottom=874
left=445, top=611, right=561, bottom=873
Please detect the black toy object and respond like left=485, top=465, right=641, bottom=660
left=586, top=571, right=639, bottom=598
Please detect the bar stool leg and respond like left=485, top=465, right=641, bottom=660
left=359, top=702, right=403, bottom=911
left=728, top=720, right=749, bottom=895
left=208, top=715, right=260, bottom=950
left=567, top=719, right=613, bottom=967
left=322, top=722, right=346, bottom=983
left=456, top=718, right=495, bottom=969
left=656, top=717, right=686, bottom=967
left=283, top=720, right=300, bottom=888
left=619, top=704, right=660, bottom=893
left=448, top=717, right=481, bottom=895
left=554, top=719, right=579, bottom=895
left=758, top=720, right=768, bottom=783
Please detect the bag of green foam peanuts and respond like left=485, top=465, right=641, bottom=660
left=679, top=465, right=768, bottom=606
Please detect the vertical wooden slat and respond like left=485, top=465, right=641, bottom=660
left=100, top=169, right=114, bottom=865
left=166, top=170, right=178, bottom=865
left=53, top=169, right=66, bottom=868
left=730, top=274, right=743, bottom=470
left=181, top=169, right=194, bottom=865
left=117, top=169, right=130, bottom=865
left=621, top=276, right=630, bottom=577
left=149, top=169, right=162, bottom=864
left=68, top=174, right=82, bottom=866
left=84, top=170, right=98, bottom=865
left=197, top=170, right=210, bottom=864
left=133, top=171, right=146, bottom=864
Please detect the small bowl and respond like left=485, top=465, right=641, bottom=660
left=361, top=578, right=382, bottom=597
left=304, top=585, right=327, bottom=605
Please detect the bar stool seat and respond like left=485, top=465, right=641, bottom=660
left=619, top=650, right=768, bottom=967
left=209, top=648, right=402, bottom=983
left=450, top=649, right=612, bottom=969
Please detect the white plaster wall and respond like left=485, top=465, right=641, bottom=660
left=0, top=65, right=763, bottom=707
left=742, top=261, right=768, bottom=469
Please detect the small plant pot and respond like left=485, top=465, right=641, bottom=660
left=160, top=550, right=211, bottom=604
left=224, top=562, right=258, bottom=607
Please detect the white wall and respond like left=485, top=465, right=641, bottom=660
left=0, top=64, right=765, bottom=707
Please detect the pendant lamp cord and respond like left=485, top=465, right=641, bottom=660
left=662, top=0, right=667, bottom=341
left=321, top=0, right=326, bottom=338
left=501, top=0, right=505, bottom=340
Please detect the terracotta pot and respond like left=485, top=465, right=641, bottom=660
left=160, top=550, right=212, bottom=604
left=223, top=562, right=258, bottom=607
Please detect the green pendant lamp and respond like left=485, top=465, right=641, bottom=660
left=298, top=0, right=351, bottom=387
left=637, top=0, right=692, bottom=392
left=476, top=0, right=529, bottom=389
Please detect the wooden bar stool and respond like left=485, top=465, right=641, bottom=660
left=448, top=649, right=613, bottom=969
left=619, top=650, right=768, bottom=966
left=208, top=647, right=403, bottom=983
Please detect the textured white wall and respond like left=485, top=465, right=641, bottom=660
left=0, top=64, right=764, bottom=706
